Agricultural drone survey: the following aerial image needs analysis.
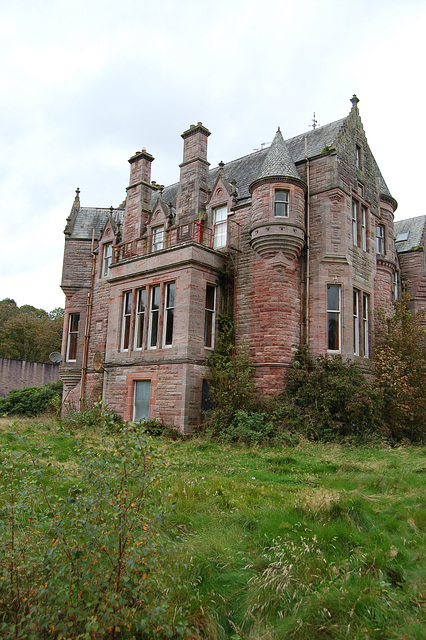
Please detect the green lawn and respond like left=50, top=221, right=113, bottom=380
left=1, top=417, right=425, bottom=639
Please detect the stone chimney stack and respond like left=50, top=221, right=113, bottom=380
left=176, top=122, right=210, bottom=225
left=122, top=149, right=155, bottom=243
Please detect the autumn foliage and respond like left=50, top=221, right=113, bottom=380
left=373, top=294, right=426, bottom=442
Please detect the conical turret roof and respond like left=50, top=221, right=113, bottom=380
left=259, top=128, right=300, bottom=180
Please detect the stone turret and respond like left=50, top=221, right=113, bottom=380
left=249, top=128, right=306, bottom=266
left=245, top=129, right=307, bottom=395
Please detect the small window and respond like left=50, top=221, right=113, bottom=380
left=275, top=190, right=289, bottom=217
left=376, top=225, right=385, bottom=254
left=393, top=272, right=399, bottom=301
left=201, top=379, right=214, bottom=415
left=327, top=285, right=341, bottom=352
left=134, top=288, right=146, bottom=350
left=148, top=286, right=160, bottom=348
left=134, top=380, right=151, bottom=422
left=213, top=206, right=228, bottom=249
left=204, top=284, right=216, bottom=348
left=102, top=243, right=113, bottom=277
left=66, top=313, right=80, bottom=362
left=396, top=231, right=409, bottom=242
left=121, top=291, right=132, bottom=351
left=152, top=226, right=164, bottom=251
left=356, top=145, right=362, bottom=169
left=163, top=282, right=175, bottom=347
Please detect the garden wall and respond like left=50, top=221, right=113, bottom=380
left=0, top=358, right=60, bottom=397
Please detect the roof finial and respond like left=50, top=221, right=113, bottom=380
left=311, top=113, right=318, bottom=130
left=351, top=94, right=359, bottom=109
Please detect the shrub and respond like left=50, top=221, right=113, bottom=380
left=138, top=418, right=184, bottom=440
left=0, top=379, right=63, bottom=417
left=203, top=314, right=259, bottom=437
left=60, top=400, right=122, bottom=432
left=0, top=426, right=189, bottom=638
left=284, top=349, right=381, bottom=441
left=374, top=294, right=426, bottom=442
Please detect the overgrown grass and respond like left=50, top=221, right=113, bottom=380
left=1, top=418, right=425, bottom=639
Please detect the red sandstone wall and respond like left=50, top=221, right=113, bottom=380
left=0, top=358, right=60, bottom=398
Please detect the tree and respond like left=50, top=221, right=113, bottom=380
left=0, top=299, right=64, bottom=364
left=374, top=294, right=426, bottom=442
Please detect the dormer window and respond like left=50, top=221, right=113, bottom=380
left=102, top=242, right=113, bottom=277
left=274, top=190, right=289, bottom=217
left=213, top=205, right=228, bottom=249
left=152, top=225, right=164, bottom=252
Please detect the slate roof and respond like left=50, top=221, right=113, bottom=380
left=67, top=114, right=395, bottom=240
left=394, top=215, right=426, bottom=253
left=69, top=208, right=124, bottom=241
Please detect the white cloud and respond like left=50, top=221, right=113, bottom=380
left=0, top=0, right=424, bottom=309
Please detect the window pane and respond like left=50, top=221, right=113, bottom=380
left=67, top=313, right=79, bottom=361
left=205, top=284, right=215, bottom=311
left=103, top=243, right=113, bottom=277
left=214, top=206, right=228, bottom=223
left=327, top=285, right=340, bottom=352
left=275, top=190, right=289, bottom=217
left=164, top=283, right=175, bottom=346
left=152, top=226, right=164, bottom=251
left=213, top=206, right=228, bottom=248
left=134, top=289, right=145, bottom=349
left=134, top=380, right=151, bottom=422
left=327, top=285, right=339, bottom=310
left=121, top=292, right=132, bottom=351
left=363, top=294, right=369, bottom=357
left=327, top=313, right=339, bottom=351
left=204, top=284, right=216, bottom=348
left=353, top=290, right=359, bottom=356
left=149, top=286, right=160, bottom=347
left=376, top=225, right=385, bottom=253
left=69, top=314, right=79, bottom=333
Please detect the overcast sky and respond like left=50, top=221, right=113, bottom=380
left=0, top=0, right=424, bottom=312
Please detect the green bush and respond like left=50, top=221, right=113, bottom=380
left=202, top=314, right=260, bottom=439
left=0, top=379, right=63, bottom=417
left=0, top=426, right=189, bottom=638
left=140, top=418, right=184, bottom=440
left=284, top=350, right=381, bottom=441
left=374, top=295, right=426, bottom=442
left=60, top=400, right=122, bottom=432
